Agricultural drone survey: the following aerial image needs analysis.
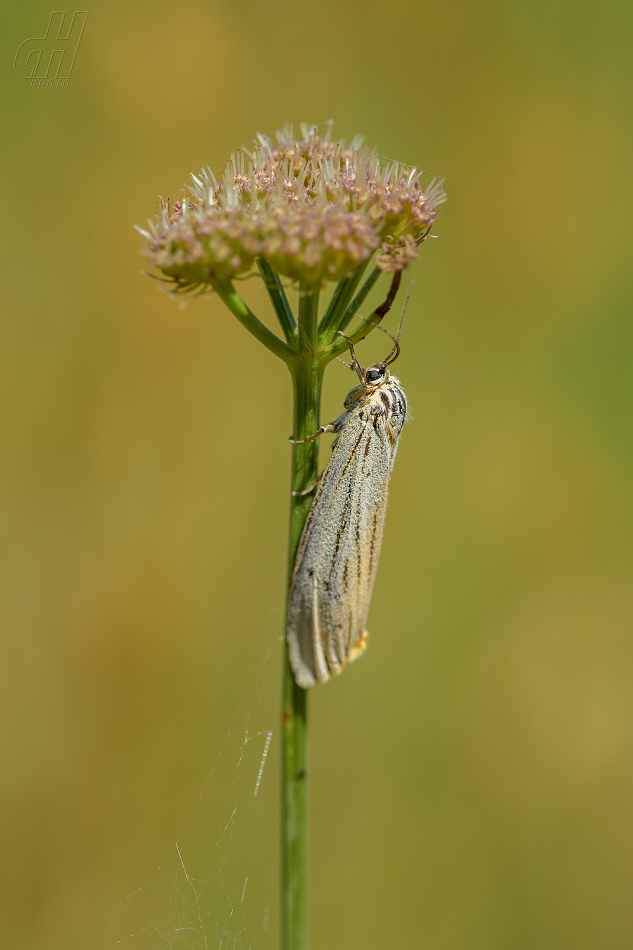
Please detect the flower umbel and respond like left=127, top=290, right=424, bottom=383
left=139, top=123, right=446, bottom=291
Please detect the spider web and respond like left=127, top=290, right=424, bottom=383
left=102, top=602, right=282, bottom=950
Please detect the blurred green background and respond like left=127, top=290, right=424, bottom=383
left=2, top=0, right=633, bottom=947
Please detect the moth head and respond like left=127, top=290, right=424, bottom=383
left=364, top=364, right=388, bottom=386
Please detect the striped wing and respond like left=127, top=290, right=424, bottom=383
left=287, top=390, right=403, bottom=688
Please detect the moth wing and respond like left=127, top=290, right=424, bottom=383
left=287, top=414, right=396, bottom=687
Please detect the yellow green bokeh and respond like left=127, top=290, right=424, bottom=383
left=3, top=1, right=633, bottom=948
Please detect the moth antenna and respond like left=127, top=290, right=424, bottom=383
left=337, top=331, right=365, bottom=383
left=354, top=314, right=399, bottom=351
left=383, top=278, right=415, bottom=366
left=336, top=356, right=354, bottom=370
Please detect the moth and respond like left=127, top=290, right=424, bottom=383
left=287, top=325, right=407, bottom=688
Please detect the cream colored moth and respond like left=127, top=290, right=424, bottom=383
left=287, top=327, right=407, bottom=688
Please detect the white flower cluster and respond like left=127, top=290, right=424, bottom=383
left=139, top=124, right=446, bottom=289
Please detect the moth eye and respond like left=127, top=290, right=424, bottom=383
left=366, top=369, right=382, bottom=382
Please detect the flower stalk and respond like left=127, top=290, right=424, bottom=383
left=283, top=356, right=323, bottom=950
left=139, top=123, right=446, bottom=950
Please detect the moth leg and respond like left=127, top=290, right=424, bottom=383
left=289, top=424, right=336, bottom=445
left=291, top=472, right=323, bottom=497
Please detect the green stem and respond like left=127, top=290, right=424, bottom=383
left=283, top=361, right=323, bottom=950
left=282, top=280, right=322, bottom=950
left=297, top=283, right=320, bottom=352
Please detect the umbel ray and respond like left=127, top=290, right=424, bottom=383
left=287, top=289, right=412, bottom=688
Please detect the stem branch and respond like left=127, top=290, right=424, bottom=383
left=317, top=262, right=368, bottom=342
left=336, top=264, right=383, bottom=333
left=211, top=280, right=295, bottom=363
left=257, top=258, right=298, bottom=345
left=322, top=270, right=402, bottom=361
